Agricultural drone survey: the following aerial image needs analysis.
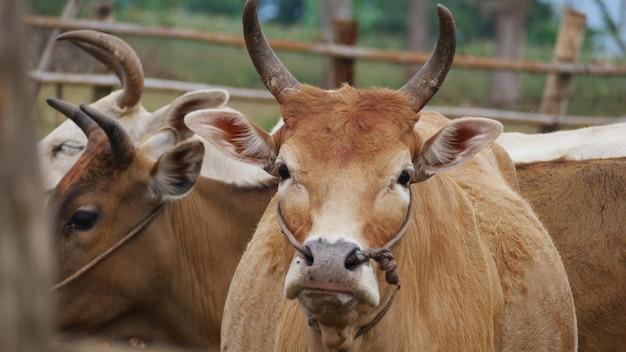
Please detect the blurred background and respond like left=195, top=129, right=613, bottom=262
left=26, top=0, right=626, bottom=133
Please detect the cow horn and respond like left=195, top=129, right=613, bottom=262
left=79, top=103, right=135, bottom=164
left=243, top=0, right=300, bottom=102
left=46, top=98, right=98, bottom=136
left=399, top=4, right=456, bottom=112
left=57, top=30, right=144, bottom=110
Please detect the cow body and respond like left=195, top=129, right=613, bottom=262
left=48, top=101, right=275, bottom=350
left=513, top=154, right=626, bottom=351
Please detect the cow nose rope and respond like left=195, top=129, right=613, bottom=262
left=275, top=187, right=414, bottom=286
left=49, top=204, right=164, bottom=292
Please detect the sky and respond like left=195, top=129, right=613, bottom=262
left=542, top=0, right=625, bottom=55
left=544, top=0, right=622, bottom=29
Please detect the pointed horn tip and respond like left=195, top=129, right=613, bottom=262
left=435, top=4, right=455, bottom=25
left=46, top=98, right=81, bottom=118
left=45, top=97, right=61, bottom=109
left=244, top=0, right=259, bottom=9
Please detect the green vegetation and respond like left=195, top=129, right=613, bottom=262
left=30, top=1, right=626, bottom=135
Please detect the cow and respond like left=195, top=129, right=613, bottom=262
left=46, top=99, right=276, bottom=350
left=514, top=157, right=626, bottom=352
left=183, top=1, right=578, bottom=350
left=37, top=30, right=252, bottom=192
left=495, top=125, right=626, bottom=351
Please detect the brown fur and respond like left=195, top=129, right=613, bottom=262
left=221, top=85, right=577, bottom=351
left=517, top=157, right=626, bottom=351
left=50, top=132, right=275, bottom=350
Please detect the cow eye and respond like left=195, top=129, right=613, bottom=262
left=53, top=140, right=84, bottom=157
left=67, top=210, right=98, bottom=231
left=398, top=170, right=412, bottom=186
left=277, top=164, right=291, bottom=180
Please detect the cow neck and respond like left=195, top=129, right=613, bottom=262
left=49, top=203, right=164, bottom=292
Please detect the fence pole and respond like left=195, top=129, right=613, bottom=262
left=332, top=18, right=358, bottom=87
left=1, top=1, right=53, bottom=351
left=539, top=9, right=586, bottom=131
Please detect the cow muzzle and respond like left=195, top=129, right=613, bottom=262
left=285, top=238, right=381, bottom=313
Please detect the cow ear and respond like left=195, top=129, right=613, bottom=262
left=184, top=108, right=276, bottom=171
left=139, top=127, right=178, bottom=160
left=415, top=117, right=502, bottom=181
left=162, top=89, right=230, bottom=139
left=150, top=140, right=205, bottom=200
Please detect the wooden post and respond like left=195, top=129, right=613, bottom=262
left=0, top=1, right=53, bottom=351
left=91, top=2, right=115, bottom=102
left=332, top=18, right=358, bottom=87
left=538, top=9, right=586, bottom=132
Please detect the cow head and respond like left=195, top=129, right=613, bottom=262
left=186, top=1, right=501, bottom=348
left=47, top=98, right=204, bottom=334
left=38, top=30, right=228, bottom=192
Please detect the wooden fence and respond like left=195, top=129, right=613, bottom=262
left=24, top=8, right=626, bottom=129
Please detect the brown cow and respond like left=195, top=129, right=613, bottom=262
left=185, top=1, right=577, bottom=350
left=516, top=157, right=626, bottom=351
left=46, top=99, right=275, bottom=350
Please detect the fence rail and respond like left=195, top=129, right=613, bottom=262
left=25, top=15, right=626, bottom=76
left=29, top=70, right=625, bottom=128
left=25, top=13, right=626, bottom=129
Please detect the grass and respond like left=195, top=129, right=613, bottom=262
left=34, top=5, right=626, bottom=137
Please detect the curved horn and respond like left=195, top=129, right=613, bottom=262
left=243, top=0, right=300, bottom=102
left=79, top=103, right=135, bottom=164
left=57, top=30, right=144, bottom=109
left=46, top=98, right=98, bottom=136
left=399, top=4, right=456, bottom=112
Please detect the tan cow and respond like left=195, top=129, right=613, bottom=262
left=184, top=1, right=577, bottom=350
left=515, top=158, right=626, bottom=351
left=46, top=99, right=275, bottom=350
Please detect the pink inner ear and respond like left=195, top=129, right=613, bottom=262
left=213, top=117, right=248, bottom=155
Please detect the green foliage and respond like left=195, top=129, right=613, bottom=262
left=29, top=0, right=69, bottom=15
left=185, top=0, right=243, bottom=16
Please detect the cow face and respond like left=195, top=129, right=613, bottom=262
left=47, top=99, right=204, bottom=333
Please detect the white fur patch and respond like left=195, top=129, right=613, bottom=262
left=497, top=122, right=626, bottom=164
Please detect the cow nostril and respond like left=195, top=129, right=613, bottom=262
left=297, top=245, right=314, bottom=266
left=345, top=249, right=367, bottom=271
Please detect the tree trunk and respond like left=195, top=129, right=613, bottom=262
left=489, top=0, right=534, bottom=106
left=406, top=0, right=429, bottom=79
left=0, top=1, right=53, bottom=351
left=320, top=0, right=352, bottom=88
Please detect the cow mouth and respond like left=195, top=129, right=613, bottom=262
left=301, top=287, right=356, bottom=306
left=297, top=288, right=362, bottom=328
